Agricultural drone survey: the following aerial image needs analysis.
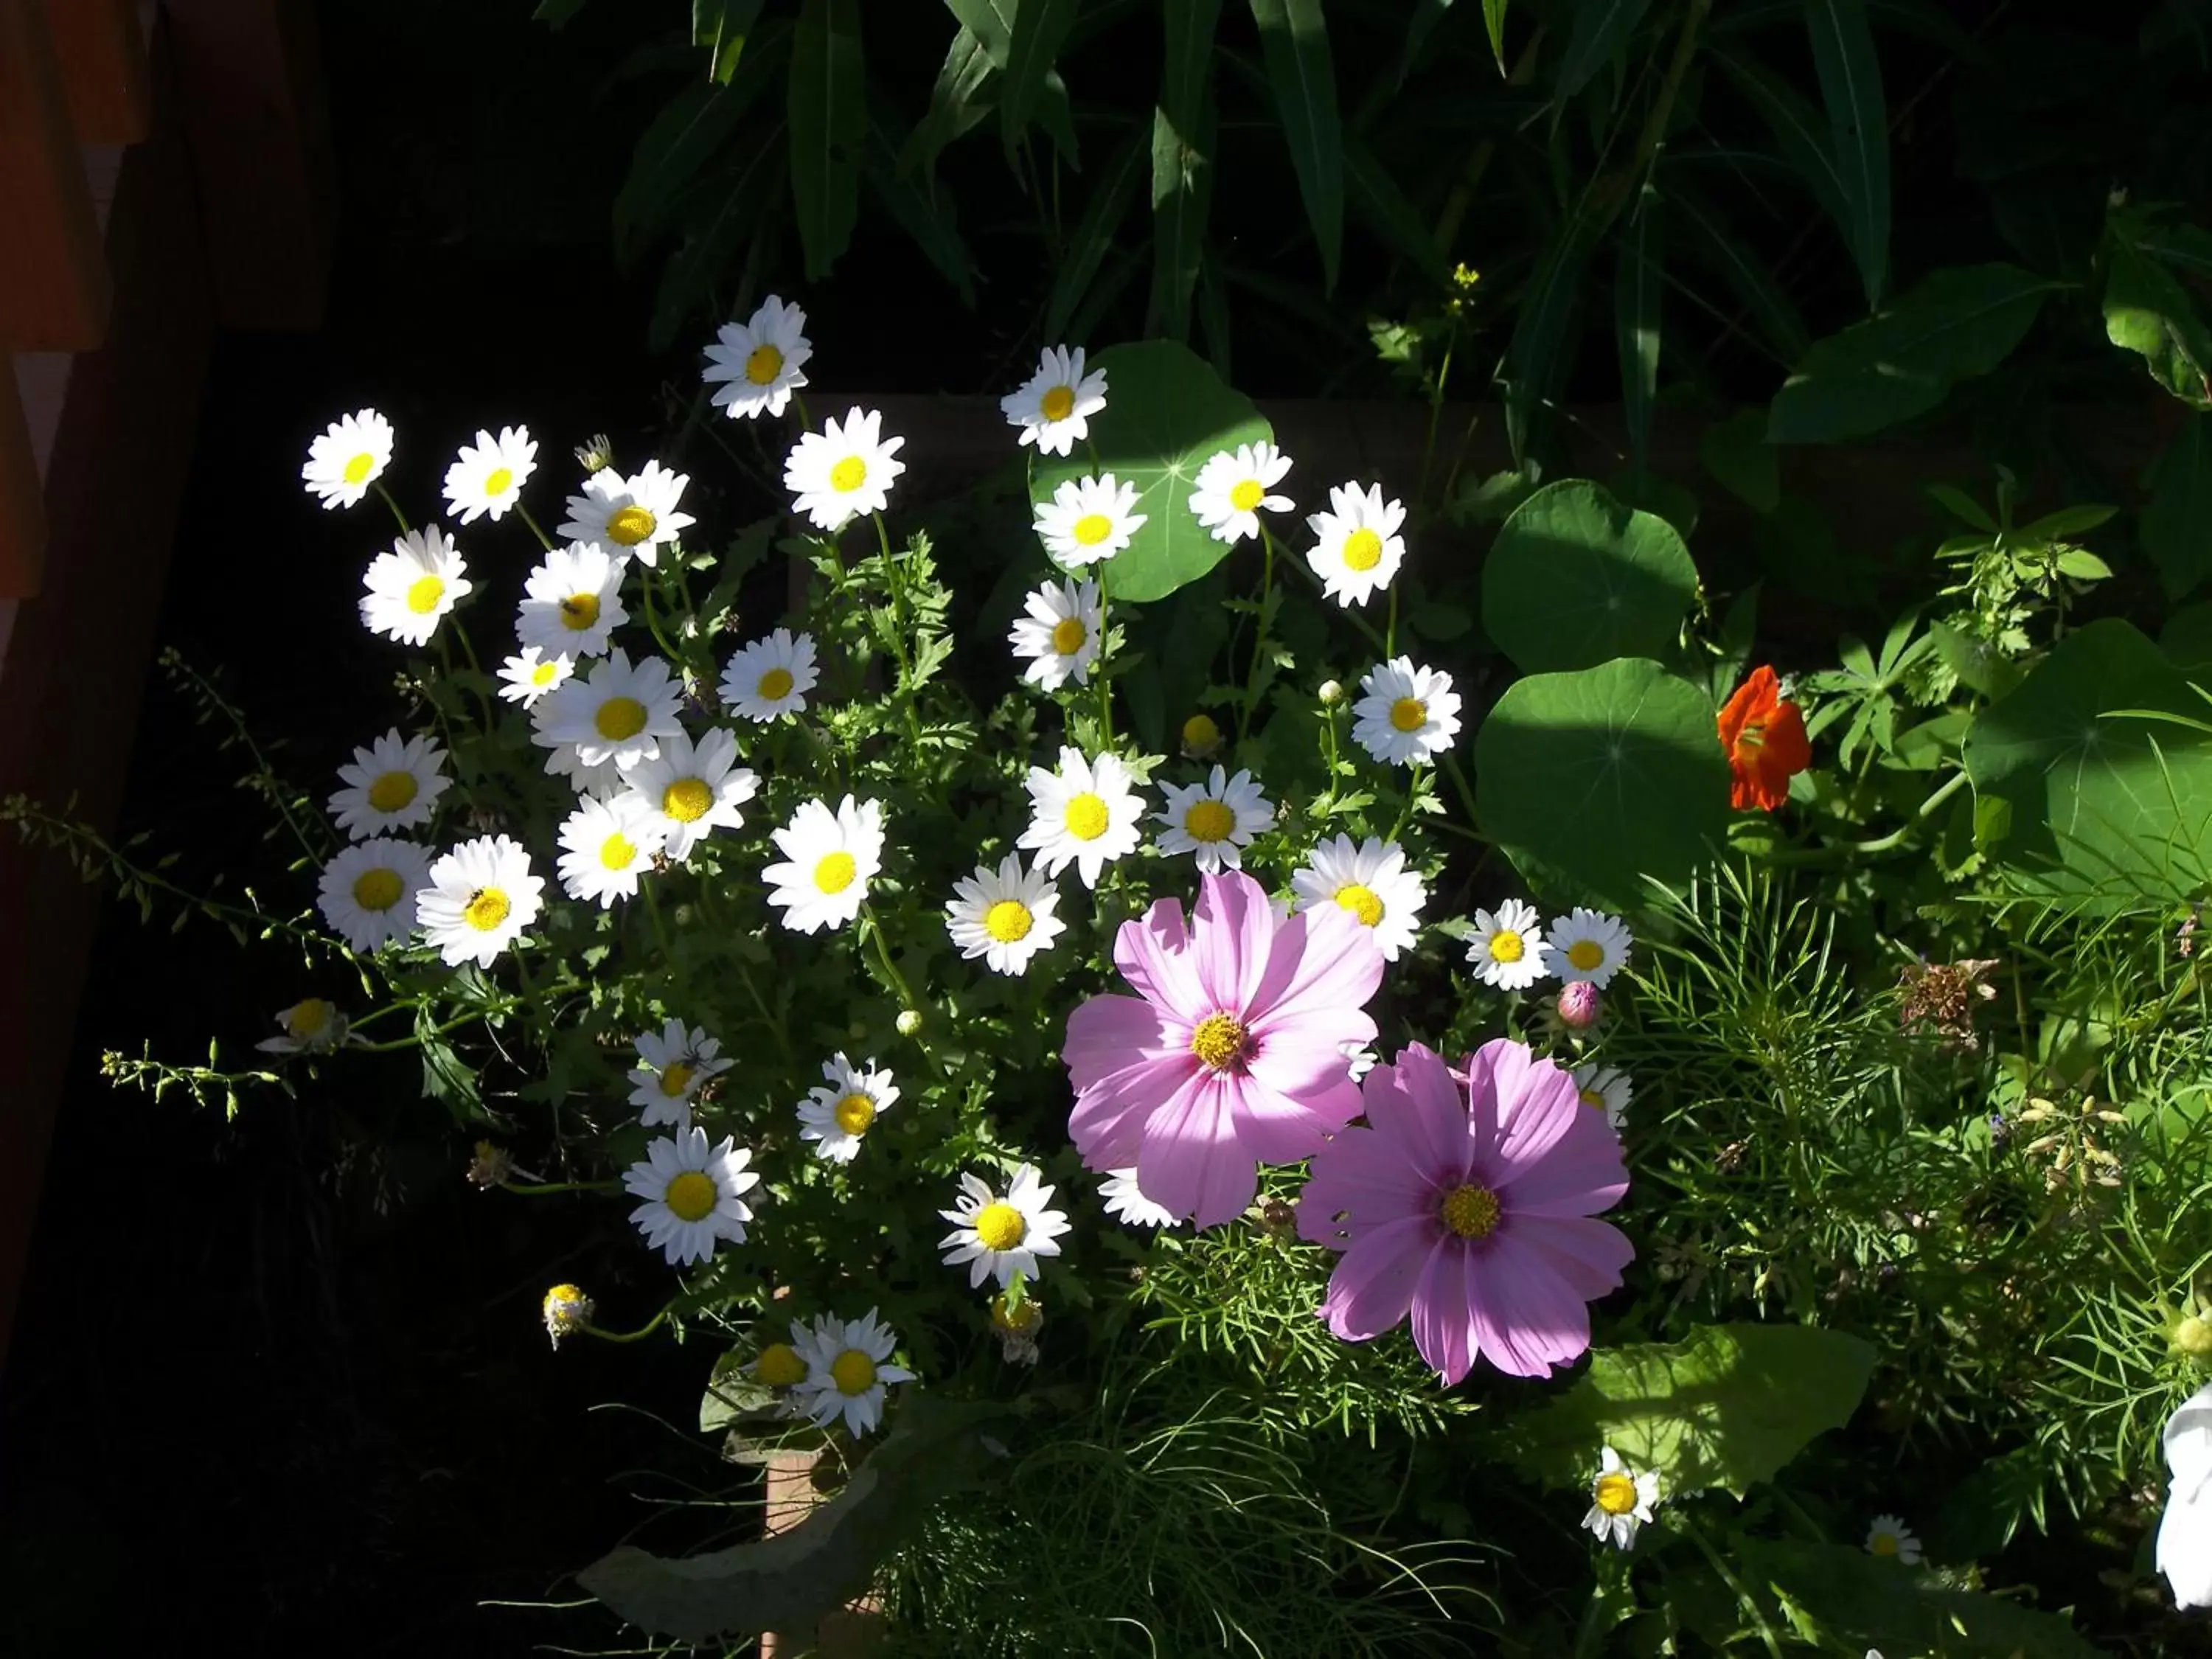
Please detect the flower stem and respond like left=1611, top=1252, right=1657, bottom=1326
left=1236, top=526, right=1276, bottom=747
left=1094, top=556, right=1114, bottom=745
left=585, top=1307, right=672, bottom=1344
left=518, top=503, right=557, bottom=552
left=872, top=512, right=928, bottom=756
left=860, top=902, right=945, bottom=1075
left=506, top=1178, right=622, bottom=1196
left=374, top=481, right=411, bottom=535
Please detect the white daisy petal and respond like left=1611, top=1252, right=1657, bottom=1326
left=1304, top=481, right=1406, bottom=607
left=1865, top=1514, right=1922, bottom=1565
left=1099, top=1169, right=1178, bottom=1230
left=328, top=728, right=451, bottom=841
left=788, top=1307, right=914, bottom=1440
left=623, top=1125, right=759, bottom=1267
left=414, top=835, right=544, bottom=968
left=1570, top=1062, right=1632, bottom=1130
left=1289, top=834, right=1427, bottom=961
left=1189, top=441, right=1293, bottom=545
left=302, top=408, right=393, bottom=509
left=1154, top=764, right=1275, bottom=872
left=555, top=793, right=667, bottom=908
left=1033, top=473, right=1146, bottom=567
left=1350, top=656, right=1461, bottom=767
left=360, top=526, right=473, bottom=648
left=703, top=295, right=812, bottom=420
left=1467, top=897, right=1548, bottom=991
left=938, top=1163, right=1073, bottom=1289
left=1008, top=577, right=1105, bottom=691
left=795, top=1051, right=900, bottom=1163
left=999, top=344, right=1108, bottom=457
left=316, top=837, right=434, bottom=953
left=530, top=647, right=686, bottom=770
left=945, top=852, right=1066, bottom=976
left=718, top=628, right=819, bottom=722
left=762, top=795, right=883, bottom=934
left=558, top=461, right=696, bottom=567
left=1019, top=746, right=1146, bottom=888
left=517, top=542, right=629, bottom=659
left=496, top=646, right=574, bottom=706
left=1543, top=907, right=1635, bottom=987
left=614, top=726, right=757, bottom=862
left=782, top=406, right=906, bottom=530
left=1581, top=1445, right=1661, bottom=1550
left=442, top=425, right=537, bottom=524
left=627, top=1018, right=734, bottom=1129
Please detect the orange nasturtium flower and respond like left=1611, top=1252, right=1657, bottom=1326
left=1717, top=666, right=1811, bottom=812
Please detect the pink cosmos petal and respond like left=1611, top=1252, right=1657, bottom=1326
left=1505, top=1214, right=1635, bottom=1301
left=1364, top=1043, right=1476, bottom=1187
left=1069, top=1053, right=1197, bottom=1170
left=1319, top=1216, right=1435, bottom=1342
left=1466, top=1234, right=1595, bottom=1379
left=1470, top=1038, right=1585, bottom=1180
left=1191, top=869, right=1279, bottom=1015
left=1065, top=992, right=1176, bottom=1091
left=1295, top=1126, right=1436, bottom=1248
left=1492, top=1099, right=1628, bottom=1214
left=1410, top=1241, right=1480, bottom=1385
left=1247, top=904, right=1385, bottom=1033
left=1113, top=897, right=1208, bottom=1014
left=1229, top=1067, right=1356, bottom=1164
left=1136, top=1069, right=1258, bottom=1225
left=1247, top=1032, right=1361, bottom=1101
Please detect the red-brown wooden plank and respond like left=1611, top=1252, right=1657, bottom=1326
left=41, top=0, right=150, bottom=145
left=0, top=362, right=42, bottom=597
left=0, top=0, right=111, bottom=349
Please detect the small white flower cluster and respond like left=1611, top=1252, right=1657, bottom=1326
left=748, top=1307, right=917, bottom=1439
left=1465, top=902, right=1635, bottom=992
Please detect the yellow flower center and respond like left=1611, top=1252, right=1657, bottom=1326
left=1071, top=512, right=1113, bottom=546
left=1183, top=799, right=1235, bottom=843
left=1487, top=929, right=1526, bottom=964
left=284, top=999, right=333, bottom=1040
left=484, top=465, right=513, bottom=497
left=1390, top=697, right=1427, bottom=732
left=1190, top=1012, right=1250, bottom=1072
left=1051, top=616, right=1088, bottom=655
left=830, top=1349, right=878, bottom=1395
left=1870, top=1531, right=1899, bottom=1557
left=1439, top=1183, right=1500, bottom=1239
left=352, top=868, right=403, bottom=911
left=659, top=1062, right=695, bottom=1098
left=1230, top=478, right=1265, bottom=512
left=1567, top=939, right=1605, bottom=972
left=1040, top=384, right=1076, bottom=422
left=606, top=504, right=657, bottom=545
left=664, top=1169, right=718, bottom=1223
left=1063, top=792, right=1110, bottom=841
left=344, top=451, right=375, bottom=485
left=1579, top=1088, right=1607, bottom=1112
left=405, top=574, right=446, bottom=614
left=1335, top=883, right=1385, bottom=928
left=531, top=659, right=561, bottom=686
left=754, top=1341, right=807, bottom=1387
left=973, top=1200, right=1027, bottom=1252
left=366, top=770, right=417, bottom=813
left=560, top=591, right=600, bottom=631
left=813, top=851, right=857, bottom=894
left=1594, top=1471, right=1640, bottom=1517
left=543, top=1284, right=588, bottom=1328
left=984, top=899, right=1034, bottom=943
left=829, top=455, right=867, bottom=493
left=1182, top=713, right=1220, bottom=751
left=463, top=887, right=512, bottom=932
left=595, top=695, right=648, bottom=740
left=663, top=776, right=714, bottom=823
left=745, top=343, right=784, bottom=386
left=757, top=666, right=796, bottom=701
left=834, top=1091, right=876, bottom=1135
left=1341, top=527, right=1383, bottom=571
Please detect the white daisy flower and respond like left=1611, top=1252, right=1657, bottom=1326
left=1543, top=907, right=1634, bottom=987
left=1099, top=1169, right=1177, bottom=1230
left=623, top=1125, right=759, bottom=1267
left=255, top=998, right=353, bottom=1056
left=1007, top=577, right=1105, bottom=690
left=360, top=525, right=473, bottom=648
left=796, top=1051, right=900, bottom=1164
left=627, top=1018, right=734, bottom=1129
left=558, top=460, right=696, bottom=567
left=1570, top=1063, right=1632, bottom=1129
left=327, top=728, right=451, bottom=841
left=415, top=835, right=544, bottom=968
left=999, top=344, right=1108, bottom=457
left=1582, top=1447, right=1660, bottom=1550
left=530, top=647, right=685, bottom=770
left=495, top=647, right=574, bottom=706
left=939, top=1164, right=1072, bottom=1289
left=1289, top=834, right=1427, bottom=961
left=782, top=406, right=906, bottom=531
left=1304, top=481, right=1406, bottom=608
left=316, top=837, right=434, bottom=952
left=763, top=795, right=884, bottom=934
left=719, top=627, right=819, bottom=722
left=540, top=740, right=627, bottom=800
left=703, top=294, right=812, bottom=420
left=1033, top=473, right=1146, bottom=567
left=1018, top=746, right=1144, bottom=889
left=1865, top=1514, right=1922, bottom=1565
left=1467, top=898, right=1548, bottom=991
left=554, top=793, right=666, bottom=908
left=1189, top=441, right=1293, bottom=544
left=302, top=408, right=393, bottom=510
left=616, top=726, right=757, bottom=862
left=517, top=542, right=628, bottom=659
left=945, top=852, right=1066, bottom=976
left=442, top=425, right=537, bottom=524
left=1155, top=765, right=1275, bottom=872
left=1351, top=657, right=1462, bottom=766
left=790, top=1308, right=917, bottom=1440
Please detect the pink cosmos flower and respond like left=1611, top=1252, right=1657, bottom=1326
left=1298, top=1039, right=1632, bottom=1383
left=1062, top=869, right=1385, bottom=1227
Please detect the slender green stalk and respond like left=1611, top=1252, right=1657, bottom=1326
left=517, top=502, right=557, bottom=552
left=585, top=1307, right=673, bottom=1345
left=507, top=1179, right=622, bottom=1196
left=373, top=481, right=411, bottom=535
left=1237, top=526, right=1277, bottom=746
left=1095, top=556, right=1115, bottom=745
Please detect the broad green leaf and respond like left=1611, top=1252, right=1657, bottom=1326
left=788, top=0, right=865, bottom=280
left=863, top=116, right=978, bottom=305
left=1767, top=264, right=2058, bottom=443
left=695, top=0, right=768, bottom=82
left=614, top=37, right=785, bottom=265
left=943, top=0, right=1015, bottom=62
left=1499, top=204, right=1599, bottom=462
left=900, top=27, right=998, bottom=181
left=2143, top=414, right=2212, bottom=599
left=1734, top=1538, right=2104, bottom=1658
left=1804, top=0, right=1890, bottom=308
left=1698, top=408, right=1779, bottom=513
left=1161, top=0, right=1219, bottom=129
left=2163, top=601, right=2212, bottom=673
left=1483, top=479, right=1700, bottom=673
left=1346, top=137, right=1449, bottom=289
left=2104, top=210, right=2212, bottom=408
left=1001, top=0, right=1079, bottom=154
left=1614, top=184, right=1663, bottom=470
left=698, top=1351, right=779, bottom=1433
left=1027, top=340, right=1272, bottom=602
left=1498, top=1324, right=1875, bottom=1498
left=1666, top=179, right=1812, bottom=364
left=1961, top=618, right=2212, bottom=902
left=1046, top=122, right=1146, bottom=340
left=647, top=126, right=785, bottom=352
left=1473, top=657, right=1731, bottom=906
left=1149, top=102, right=1215, bottom=342
left=1248, top=0, right=1343, bottom=291
left=1713, top=49, right=1852, bottom=274
left=1554, top=0, right=1653, bottom=105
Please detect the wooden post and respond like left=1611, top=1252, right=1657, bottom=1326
left=0, top=364, right=42, bottom=595
left=0, top=0, right=113, bottom=349
left=41, top=0, right=151, bottom=144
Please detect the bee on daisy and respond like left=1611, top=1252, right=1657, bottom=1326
left=1467, top=898, right=1548, bottom=991
left=559, top=460, right=696, bottom=566
left=554, top=794, right=666, bottom=908
left=517, top=543, right=628, bottom=659
left=627, top=1019, right=734, bottom=1129
left=1034, top=473, right=1145, bottom=567
left=615, top=727, right=756, bottom=862
left=317, top=837, right=435, bottom=952
left=763, top=795, right=884, bottom=933
left=1189, top=442, right=1293, bottom=544
left=495, top=647, right=573, bottom=706
left=623, top=1126, right=759, bottom=1267
left=1289, top=834, right=1427, bottom=961
left=703, top=293, right=811, bottom=420
left=796, top=1052, right=899, bottom=1163
left=719, top=627, right=819, bottom=722
left=945, top=852, right=1067, bottom=976
left=1305, top=481, right=1406, bottom=607
left=1007, top=577, right=1105, bottom=690
left=1001, top=344, right=1108, bottom=456
left=302, top=407, right=393, bottom=510
left=1018, top=747, right=1145, bottom=888
left=789, top=1310, right=917, bottom=1439
left=1155, top=765, right=1275, bottom=872
left=442, top=425, right=537, bottom=524
left=939, top=1164, right=1072, bottom=1289
left=783, top=407, right=906, bottom=530
left=530, top=648, right=685, bottom=771
left=1350, top=658, right=1461, bottom=767
left=360, top=526, right=472, bottom=648
left=1543, top=907, right=1633, bottom=987
left=415, top=835, right=544, bottom=968
left=327, top=728, right=451, bottom=840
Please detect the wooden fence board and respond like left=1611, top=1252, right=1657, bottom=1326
left=0, top=0, right=111, bottom=349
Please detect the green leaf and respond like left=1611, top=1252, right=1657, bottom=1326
left=1499, top=204, right=1599, bottom=462
left=943, top=0, right=1015, bottom=62
left=1666, top=179, right=1812, bottom=364
left=1925, top=481, right=1996, bottom=532
left=1399, top=0, right=1461, bottom=82
left=2053, top=547, right=2112, bottom=581
left=1001, top=0, right=1079, bottom=154
left=2162, top=601, right=2212, bottom=672
left=695, top=0, right=768, bottom=82
left=2144, top=414, right=2212, bottom=599
left=1498, top=1324, right=1876, bottom=1498
left=1161, top=0, right=1219, bottom=130
left=1473, top=657, right=1732, bottom=906
left=1767, top=263, right=2059, bottom=443
left=788, top=0, right=865, bottom=280
left=1614, top=184, right=1663, bottom=470
left=1803, top=0, right=1890, bottom=307
left=1961, top=617, right=2212, bottom=902
left=1712, top=49, right=1852, bottom=274
left=1028, top=341, right=1272, bottom=602
left=1698, top=408, right=1779, bottom=512
left=1046, top=122, right=1146, bottom=341
left=1483, top=479, right=1700, bottom=674
left=2104, top=211, right=2212, bottom=407
left=1482, top=0, right=1508, bottom=71
left=613, top=38, right=784, bottom=265
left=533, top=0, right=590, bottom=25
left=1247, top=0, right=1343, bottom=291
left=1734, top=1537, right=2104, bottom=1658
left=580, top=1397, right=1012, bottom=1641
left=900, top=27, right=998, bottom=181
left=1554, top=0, right=1653, bottom=105
left=698, top=1351, right=779, bottom=1433
left=1148, top=0, right=1220, bottom=341
left=647, top=127, right=785, bottom=352
left=1345, top=138, right=1448, bottom=290
left=863, top=116, right=978, bottom=305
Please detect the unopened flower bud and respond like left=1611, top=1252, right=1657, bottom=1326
left=574, top=433, right=615, bottom=475
left=896, top=1008, right=925, bottom=1037
left=1259, top=1197, right=1297, bottom=1236
left=1180, top=712, right=1223, bottom=759
left=542, top=1284, right=594, bottom=1349
left=2177, top=1315, right=2212, bottom=1360
left=1318, top=680, right=1346, bottom=707
left=1556, top=981, right=1603, bottom=1029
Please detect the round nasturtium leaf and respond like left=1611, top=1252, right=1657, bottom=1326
left=1475, top=657, right=1732, bottom=908
left=1026, top=340, right=1273, bottom=604
left=1481, top=479, right=1702, bottom=674
left=1962, top=618, right=2212, bottom=902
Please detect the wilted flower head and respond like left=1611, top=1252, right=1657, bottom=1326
left=1897, top=958, right=1999, bottom=1051
left=466, top=1141, right=515, bottom=1189
left=542, top=1284, right=594, bottom=1348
